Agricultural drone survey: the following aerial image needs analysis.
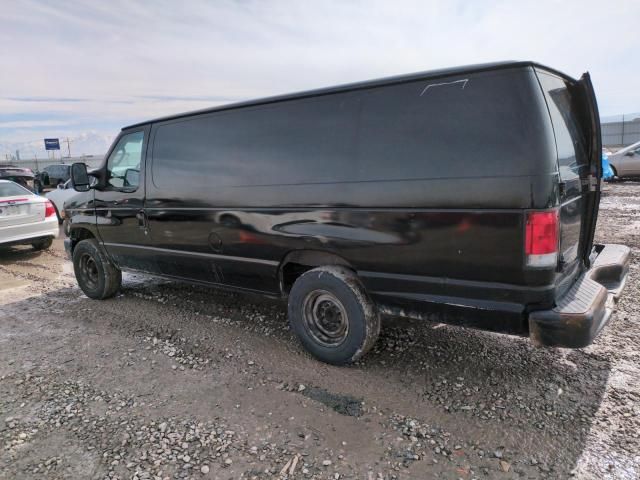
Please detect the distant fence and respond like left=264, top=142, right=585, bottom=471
left=0, top=155, right=104, bottom=172
left=602, top=113, right=640, bottom=149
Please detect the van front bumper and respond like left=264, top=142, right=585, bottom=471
left=529, top=244, right=631, bottom=348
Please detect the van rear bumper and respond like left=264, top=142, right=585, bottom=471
left=528, top=244, right=630, bottom=348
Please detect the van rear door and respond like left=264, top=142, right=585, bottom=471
left=535, top=69, right=601, bottom=281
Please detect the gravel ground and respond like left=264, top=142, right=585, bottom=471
left=0, top=182, right=638, bottom=480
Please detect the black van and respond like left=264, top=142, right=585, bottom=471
left=35, top=164, right=72, bottom=191
left=66, top=61, right=630, bottom=365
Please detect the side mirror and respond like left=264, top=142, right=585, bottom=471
left=624, top=151, right=634, bottom=157
left=123, top=168, right=140, bottom=188
left=71, top=163, right=91, bottom=192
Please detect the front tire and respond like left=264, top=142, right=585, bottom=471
left=288, top=266, right=380, bottom=365
left=32, top=237, right=53, bottom=250
left=72, top=239, right=122, bottom=299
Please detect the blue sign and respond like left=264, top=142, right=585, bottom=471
left=44, top=138, right=60, bottom=150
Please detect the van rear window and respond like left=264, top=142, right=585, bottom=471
left=0, top=182, right=31, bottom=197
left=536, top=71, right=587, bottom=180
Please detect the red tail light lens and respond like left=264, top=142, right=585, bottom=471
left=525, top=210, right=559, bottom=267
left=44, top=200, right=57, bottom=218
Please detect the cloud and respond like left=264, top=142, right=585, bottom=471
left=136, top=95, right=240, bottom=103
left=0, top=120, right=71, bottom=129
left=6, top=97, right=89, bottom=103
left=1, top=0, right=639, bottom=158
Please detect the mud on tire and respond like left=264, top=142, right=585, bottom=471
left=287, top=265, right=380, bottom=365
left=72, top=239, right=122, bottom=299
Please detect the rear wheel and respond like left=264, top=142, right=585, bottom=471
left=288, top=266, right=380, bottom=365
left=32, top=237, right=53, bottom=250
left=72, top=239, right=122, bottom=299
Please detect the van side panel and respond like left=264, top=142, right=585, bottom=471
left=149, top=67, right=556, bottom=208
left=145, top=66, right=559, bottom=316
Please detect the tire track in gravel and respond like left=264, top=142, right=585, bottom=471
left=571, top=181, right=640, bottom=479
left=1, top=186, right=639, bottom=479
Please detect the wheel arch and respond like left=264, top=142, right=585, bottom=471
left=50, top=201, right=63, bottom=224
left=279, top=249, right=355, bottom=295
left=68, top=226, right=97, bottom=253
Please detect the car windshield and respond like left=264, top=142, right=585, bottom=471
left=621, top=141, right=640, bottom=154
left=0, top=181, right=32, bottom=197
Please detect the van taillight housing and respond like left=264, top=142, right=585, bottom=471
left=44, top=200, right=56, bottom=218
left=525, top=210, right=559, bottom=268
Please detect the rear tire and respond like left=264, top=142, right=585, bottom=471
left=32, top=237, right=53, bottom=250
left=288, top=266, right=380, bottom=365
left=72, top=239, right=122, bottom=299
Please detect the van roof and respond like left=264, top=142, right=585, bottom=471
left=124, top=60, right=575, bottom=129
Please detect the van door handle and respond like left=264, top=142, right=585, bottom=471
left=136, top=210, right=148, bottom=229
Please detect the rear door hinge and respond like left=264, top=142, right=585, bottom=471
left=582, top=175, right=598, bottom=192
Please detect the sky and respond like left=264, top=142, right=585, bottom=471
left=1, top=0, right=639, bottom=159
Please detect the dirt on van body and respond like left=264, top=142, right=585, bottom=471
left=1, top=182, right=639, bottom=480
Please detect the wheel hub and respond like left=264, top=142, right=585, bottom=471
left=79, top=253, right=99, bottom=290
left=302, top=290, right=349, bottom=347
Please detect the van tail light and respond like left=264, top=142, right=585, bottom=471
left=525, top=210, right=559, bottom=268
left=44, top=200, right=57, bottom=218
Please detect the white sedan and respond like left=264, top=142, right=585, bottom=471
left=0, top=179, right=59, bottom=250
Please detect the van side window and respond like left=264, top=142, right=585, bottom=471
left=106, top=131, right=144, bottom=189
left=537, top=72, right=586, bottom=181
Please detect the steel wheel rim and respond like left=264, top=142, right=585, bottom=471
left=302, top=290, right=349, bottom=347
left=79, top=253, right=99, bottom=290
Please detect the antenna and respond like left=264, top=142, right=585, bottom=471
left=65, top=137, right=74, bottom=159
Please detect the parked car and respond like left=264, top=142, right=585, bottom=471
left=35, top=164, right=71, bottom=191
left=607, top=140, right=640, bottom=179
left=0, top=179, right=59, bottom=250
left=65, top=61, right=629, bottom=365
left=45, top=180, right=82, bottom=223
left=0, top=165, right=37, bottom=192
